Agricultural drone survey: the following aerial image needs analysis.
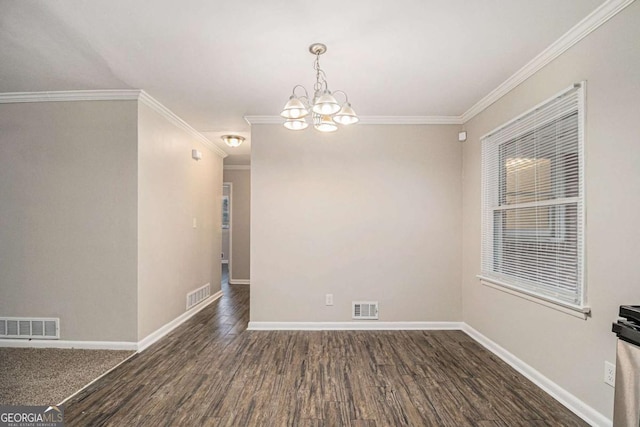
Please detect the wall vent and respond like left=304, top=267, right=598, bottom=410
left=186, top=283, right=211, bottom=310
left=0, top=317, right=59, bottom=339
left=352, top=301, right=379, bottom=320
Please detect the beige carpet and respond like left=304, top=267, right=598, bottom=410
left=0, top=347, right=134, bottom=406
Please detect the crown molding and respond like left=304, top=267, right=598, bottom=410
left=224, top=165, right=251, bottom=170
left=248, top=0, right=632, bottom=129
left=138, top=91, right=227, bottom=158
left=0, top=89, right=227, bottom=158
left=460, top=0, right=635, bottom=124
left=244, top=115, right=278, bottom=125
left=4, top=0, right=632, bottom=137
left=359, top=116, right=462, bottom=125
left=0, top=89, right=141, bottom=103
left=358, top=116, right=462, bottom=125
left=244, top=115, right=462, bottom=126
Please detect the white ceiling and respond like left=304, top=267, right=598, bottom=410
left=0, top=0, right=604, bottom=164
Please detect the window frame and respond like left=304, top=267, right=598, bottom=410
left=478, top=83, right=589, bottom=317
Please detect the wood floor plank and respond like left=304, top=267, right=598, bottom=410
left=398, top=374, right=445, bottom=425
left=324, top=401, right=352, bottom=427
left=63, top=270, right=589, bottom=426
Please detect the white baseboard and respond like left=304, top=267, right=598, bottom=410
left=247, top=321, right=463, bottom=331
left=0, top=339, right=137, bottom=350
left=0, top=305, right=608, bottom=426
left=462, top=324, right=611, bottom=427
left=137, top=290, right=223, bottom=352
left=229, top=279, right=250, bottom=285
left=0, top=290, right=225, bottom=353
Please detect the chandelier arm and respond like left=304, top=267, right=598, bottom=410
left=332, top=90, right=349, bottom=104
left=291, top=84, right=309, bottom=100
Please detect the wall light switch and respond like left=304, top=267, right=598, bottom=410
left=325, top=294, right=334, bottom=306
left=193, top=218, right=197, bottom=228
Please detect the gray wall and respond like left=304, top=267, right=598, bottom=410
left=0, top=100, right=139, bottom=342
left=223, top=169, right=251, bottom=283
left=251, top=124, right=462, bottom=322
left=137, top=102, right=223, bottom=340
left=461, top=1, right=640, bottom=419
left=0, top=98, right=224, bottom=344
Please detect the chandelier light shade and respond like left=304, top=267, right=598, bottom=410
left=334, top=103, right=359, bottom=125
left=313, top=114, right=338, bottom=132
left=221, top=135, right=245, bottom=147
left=311, top=91, right=340, bottom=115
left=281, top=43, right=359, bottom=132
left=284, top=118, right=309, bottom=130
left=281, top=96, right=309, bottom=119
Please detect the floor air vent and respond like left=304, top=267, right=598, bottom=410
left=352, top=301, right=379, bottom=320
left=0, top=317, right=59, bottom=339
left=186, top=283, right=211, bottom=310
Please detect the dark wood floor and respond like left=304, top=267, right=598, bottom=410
left=65, top=270, right=587, bottom=426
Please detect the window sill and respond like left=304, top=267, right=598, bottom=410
left=477, top=275, right=591, bottom=320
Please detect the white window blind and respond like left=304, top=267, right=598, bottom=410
left=480, top=83, right=585, bottom=308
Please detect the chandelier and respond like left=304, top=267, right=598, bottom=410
left=280, top=43, right=359, bottom=132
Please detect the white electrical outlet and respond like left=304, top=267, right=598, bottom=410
left=604, top=361, right=616, bottom=387
left=325, top=294, right=333, bottom=306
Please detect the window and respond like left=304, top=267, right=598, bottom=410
left=480, top=83, right=586, bottom=310
left=222, top=195, right=230, bottom=229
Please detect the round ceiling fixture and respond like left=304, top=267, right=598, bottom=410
left=221, top=135, right=245, bottom=148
